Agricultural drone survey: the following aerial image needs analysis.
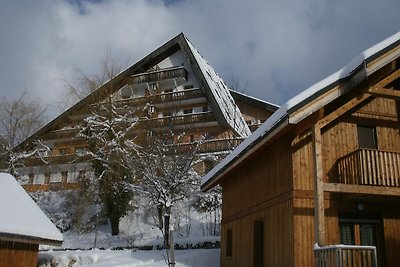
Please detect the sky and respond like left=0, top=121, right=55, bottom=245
left=1, top=0, right=400, bottom=119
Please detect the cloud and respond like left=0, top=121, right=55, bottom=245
left=0, top=0, right=399, bottom=118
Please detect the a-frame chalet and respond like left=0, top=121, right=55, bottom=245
left=13, top=33, right=277, bottom=191
left=202, top=31, right=400, bottom=267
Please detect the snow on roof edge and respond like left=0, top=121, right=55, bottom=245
left=229, top=89, right=280, bottom=109
left=0, top=173, right=63, bottom=243
left=201, top=30, right=400, bottom=189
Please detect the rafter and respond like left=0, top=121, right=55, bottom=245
left=318, top=93, right=371, bottom=129
left=372, top=68, right=400, bottom=88
left=365, top=87, right=400, bottom=99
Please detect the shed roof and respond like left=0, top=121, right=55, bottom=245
left=201, top=31, right=400, bottom=191
left=0, top=173, right=63, bottom=245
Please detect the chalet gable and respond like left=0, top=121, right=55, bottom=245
left=202, top=31, right=400, bottom=191
left=18, top=33, right=251, bottom=151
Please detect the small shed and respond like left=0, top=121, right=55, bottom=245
left=0, top=173, right=63, bottom=267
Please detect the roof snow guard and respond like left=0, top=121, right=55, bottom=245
left=185, top=37, right=251, bottom=137
left=0, top=173, right=63, bottom=245
left=201, top=31, right=400, bottom=191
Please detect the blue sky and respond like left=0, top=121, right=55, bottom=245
left=0, top=0, right=399, bottom=118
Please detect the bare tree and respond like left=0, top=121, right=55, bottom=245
left=0, top=93, right=48, bottom=176
left=130, top=130, right=201, bottom=265
left=77, top=96, right=138, bottom=235
left=0, top=92, right=46, bottom=148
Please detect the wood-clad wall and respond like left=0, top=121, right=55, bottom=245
left=221, top=199, right=294, bottom=267
left=0, top=241, right=38, bottom=267
left=222, top=133, right=293, bottom=220
left=220, top=133, right=294, bottom=267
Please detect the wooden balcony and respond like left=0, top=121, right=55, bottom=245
left=336, top=148, right=400, bottom=187
left=127, top=67, right=188, bottom=85
left=138, top=112, right=216, bottom=129
left=23, top=182, right=80, bottom=192
left=315, top=244, right=378, bottom=267
left=115, top=88, right=204, bottom=107
left=23, top=154, right=90, bottom=166
left=170, top=138, right=244, bottom=154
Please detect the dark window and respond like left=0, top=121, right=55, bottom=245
left=189, top=135, right=195, bottom=142
left=226, top=228, right=233, bottom=258
left=183, top=109, right=192, bottom=114
left=61, top=171, right=68, bottom=183
left=203, top=106, right=209, bottom=112
left=357, top=125, right=377, bottom=149
left=184, top=84, right=194, bottom=90
left=28, top=173, right=34, bottom=184
left=44, top=172, right=50, bottom=184
left=254, top=220, right=264, bottom=267
left=164, top=88, right=173, bottom=93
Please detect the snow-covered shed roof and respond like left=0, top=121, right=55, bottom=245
left=229, top=89, right=280, bottom=112
left=202, top=31, right=400, bottom=191
left=0, top=173, right=63, bottom=245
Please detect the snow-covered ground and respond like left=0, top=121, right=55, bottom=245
left=34, top=190, right=221, bottom=266
left=38, top=249, right=220, bottom=267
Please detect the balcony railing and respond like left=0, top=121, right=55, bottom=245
left=170, top=138, right=244, bottom=154
left=127, top=67, right=188, bottom=85
left=314, top=244, right=378, bottom=267
left=115, top=88, right=204, bottom=107
left=139, top=112, right=216, bottom=129
left=336, top=148, right=400, bottom=187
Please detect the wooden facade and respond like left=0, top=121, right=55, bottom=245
left=202, top=32, right=400, bottom=267
left=9, top=33, right=277, bottom=191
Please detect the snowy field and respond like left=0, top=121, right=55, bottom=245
left=38, top=249, right=220, bottom=267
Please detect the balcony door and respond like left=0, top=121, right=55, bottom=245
left=339, top=216, right=385, bottom=266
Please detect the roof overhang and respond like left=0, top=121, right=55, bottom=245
left=201, top=31, right=400, bottom=192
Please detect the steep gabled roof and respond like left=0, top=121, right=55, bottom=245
left=0, top=173, right=63, bottom=245
left=202, top=31, right=400, bottom=191
left=229, top=89, right=280, bottom=112
left=17, top=33, right=250, bottom=150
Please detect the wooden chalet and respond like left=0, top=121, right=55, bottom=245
left=202, top=31, right=400, bottom=267
left=0, top=173, right=63, bottom=267
left=11, top=33, right=277, bottom=191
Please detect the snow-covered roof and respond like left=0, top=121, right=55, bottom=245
left=185, top=37, right=251, bottom=137
left=229, top=89, right=280, bottom=111
left=201, top=31, right=400, bottom=191
left=0, top=173, right=63, bottom=245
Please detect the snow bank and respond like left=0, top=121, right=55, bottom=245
left=38, top=249, right=220, bottom=267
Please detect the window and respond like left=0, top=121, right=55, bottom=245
left=44, top=172, right=51, bottom=184
left=28, top=173, right=34, bottom=184
left=203, top=106, right=209, bottom=112
left=183, top=109, right=192, bottom=114
left=357, top=125, right=377, bottom=149
left=184, top=84, right=194, bottom=90
left=226, top=228, right=233, bottom=258
left=254, top=220, right=264, bottom=267
left=61, top=171, right=68, bottom=183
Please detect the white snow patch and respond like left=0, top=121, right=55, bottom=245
left=0, top=173, right=63, bottom=243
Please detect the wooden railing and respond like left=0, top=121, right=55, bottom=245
left=115, top=88, right=204, bottom=107
left=127, top=67, right=188, bottom=85
left=139, top=112, right=216, bottom=129
left=315, top=244, right=378, bottom=267
left=170, top=138, right=244, bottom=154
left=23, top=182, right=80, bottom=192
left=336, top=148, right=400, bottom=187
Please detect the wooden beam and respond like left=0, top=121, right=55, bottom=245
left=324, top=183, right=400, bottom=196
left=318, top=93, right=371, bottom=129
left=365, top=87, right=400, bottom=99
left=312, top=124, right=325, bottom=246
left=372, top=68, right=400, bottom=88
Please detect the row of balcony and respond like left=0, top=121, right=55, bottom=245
left=21, top=138, right=243, bottom=167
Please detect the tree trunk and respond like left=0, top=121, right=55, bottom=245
left=110, top=217, right=120, bottom=236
